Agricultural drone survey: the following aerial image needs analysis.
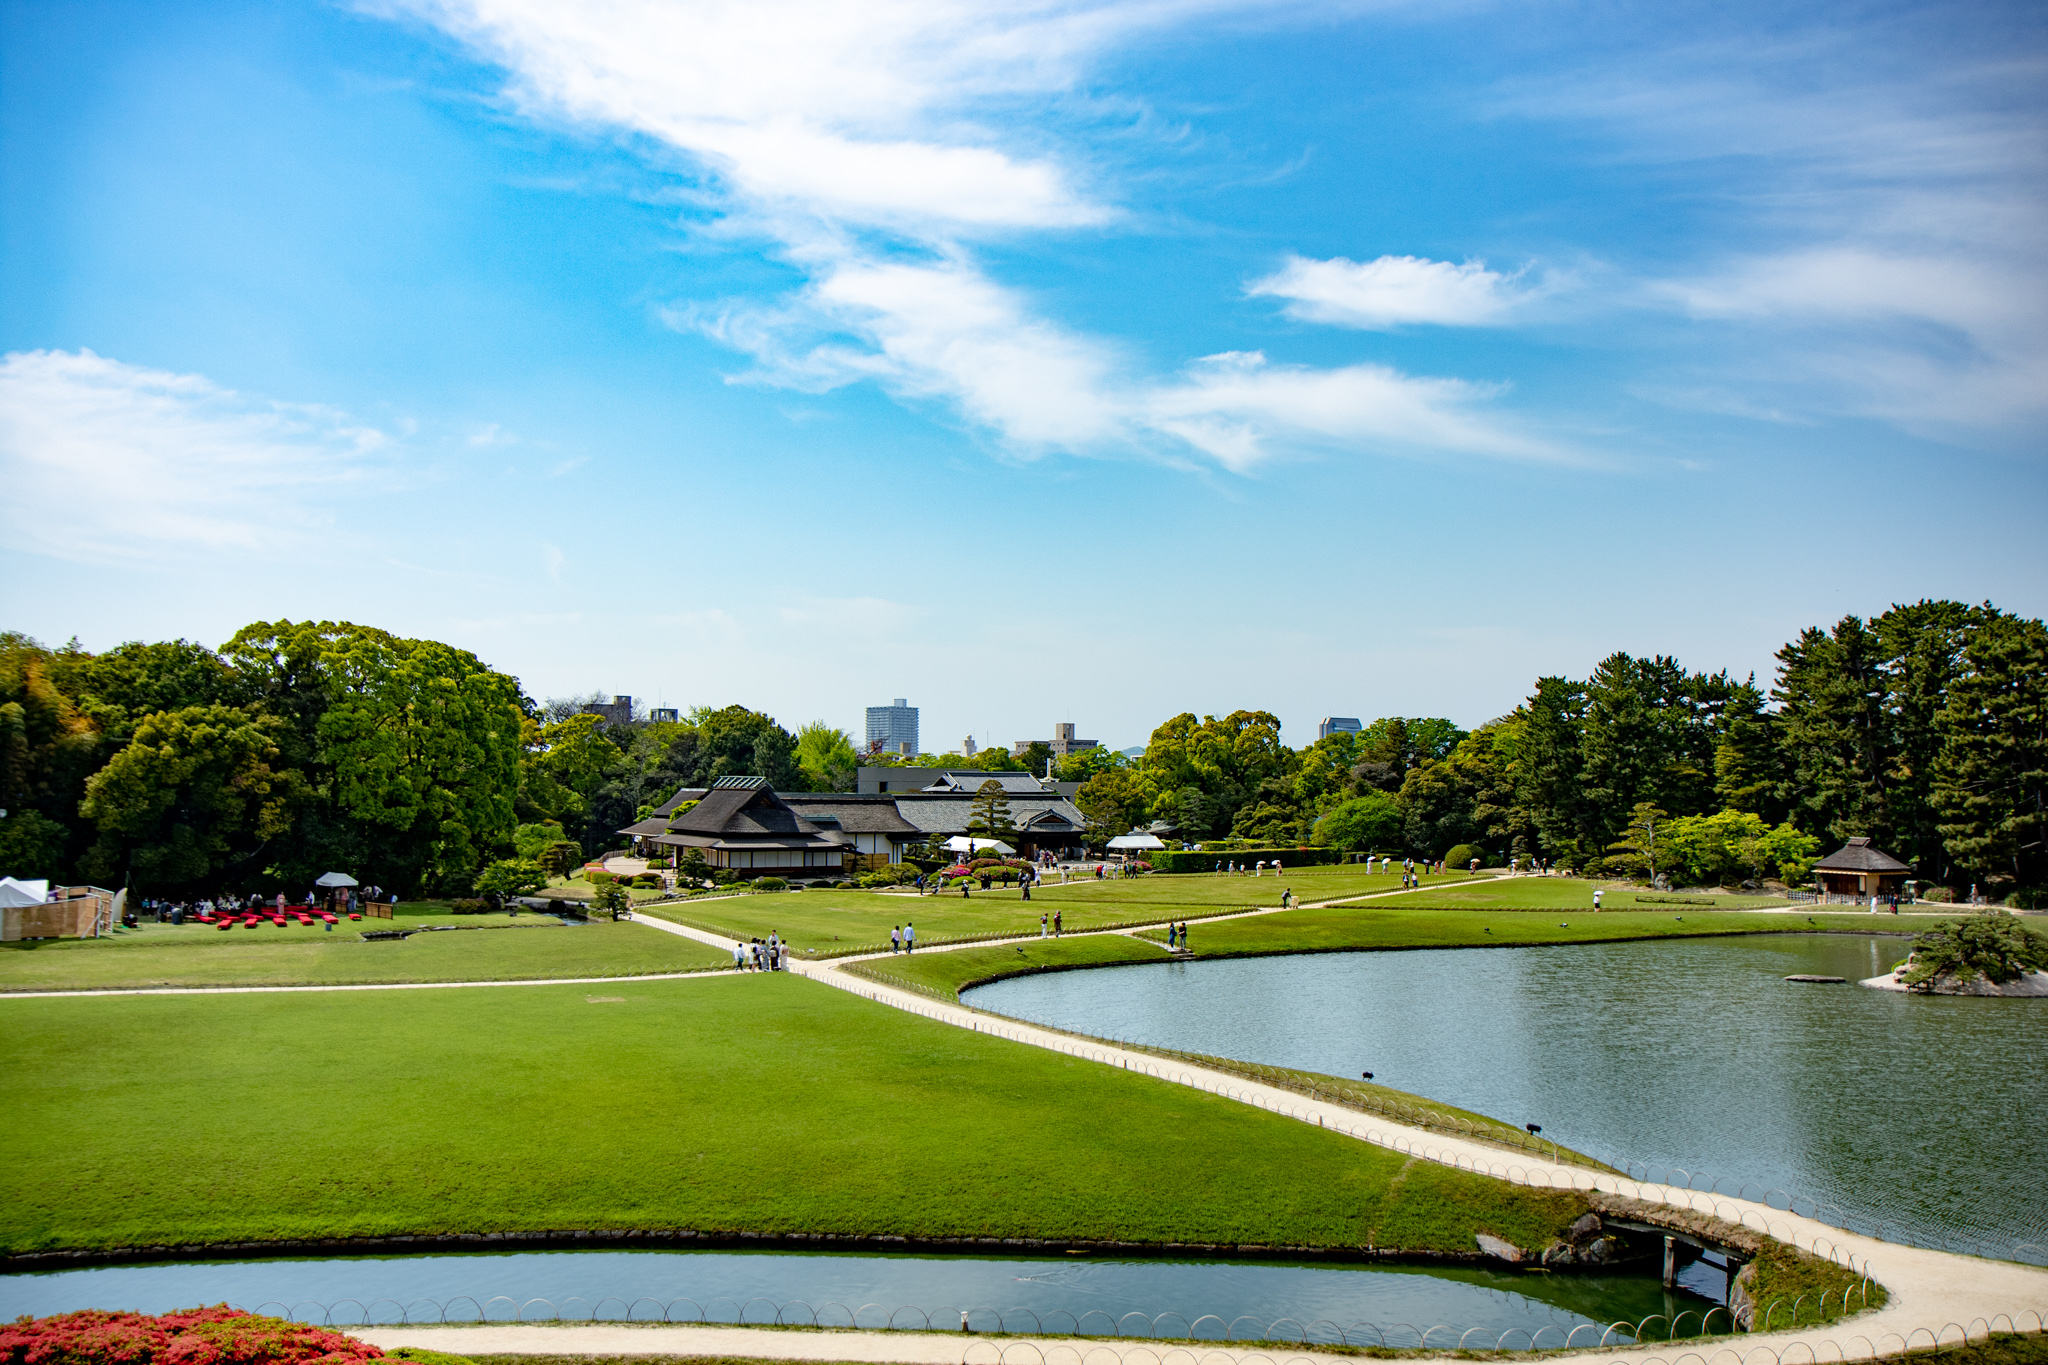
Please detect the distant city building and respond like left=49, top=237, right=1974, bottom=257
left=963, top=735, right=978, bottom=756
left=1319, top=716, right=1362, bottom=739
left=865, top=698, right=919, bottom=757
left=651, top=707, right=679, bottom=723
left=1013, top=721, right=1099, bottom=758
left=582, top=695, right=634, bottom=727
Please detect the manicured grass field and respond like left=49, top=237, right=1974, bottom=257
left=637, top=889, right=1187, bottom=955
left=0, top=974, right=1589, bottom=1256
left=0, top=919, right=729, bottom=991
left=844, top=934, right=1172, bottom=996
left=1391, top=877, right=1794, bottom=911
left=974, top=869, right=1457, bottom=909
left=1128, top=903, right=1940, bottom=957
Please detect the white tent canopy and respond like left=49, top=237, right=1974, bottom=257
left=0, top=877, right=50, bottom=908
left=315, top=872, right=359, bottom=888
left=1107, top=832, right=1166, bottom=851
left=942, top=836, right=1014, bottom=855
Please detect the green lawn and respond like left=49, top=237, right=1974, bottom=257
left=0, top=918, right=729, bottom=991
left=1129, top=902, right=1944, bottom=957
left=1390, top=877, right=1794, bottom=911
left=0, top=974, right=1589, bottom=1256
left=971, top=869, right=1465, bottom=910
left=844, top=934, right=1172, bottom=996
left=637, top=889, right=1194, bottom=956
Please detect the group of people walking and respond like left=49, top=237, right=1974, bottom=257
left=735, top=934, right=789, bottom=971
left=888, top=923, right=917, bottom=953
left=1163, top=920, right=1191, bottom=951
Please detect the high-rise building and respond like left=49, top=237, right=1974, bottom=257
left=865, top=698, right=919, bottom=756
left=1319, top=716, right=1362, bottom=739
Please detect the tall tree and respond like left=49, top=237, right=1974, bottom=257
left=1076, top=768, right=1148, bottom=847
left=688, top=705, right=802, bottom=789
left=1934, top=611, right=2048, bottom=894
left=1138, top=710, right=1291, bottom=832
left=794, top=721, right=860, bottom=791
left=0, top=632, right=103, bottom=878
left=77, top=705, right=304, bottom=893
left=223, top=621, right=524, bottom=894
left=1773, top=617, right=1896, bottom=847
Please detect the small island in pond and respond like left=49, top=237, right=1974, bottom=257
left=1861, top=910, right=2048, bottom=996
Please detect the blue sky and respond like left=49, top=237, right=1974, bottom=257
left=3, top=0, right=2043, bottom=752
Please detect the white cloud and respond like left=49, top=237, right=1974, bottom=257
left=1143, top=350, right=1572, bottom=471
left=1497, top=41, right=2048, bottom=438
left=386, top=0, right=1162, bottom=234
left=1247, top=254, right=1538, bottom=329
left=391, top=0, right=1577, bottom=471
left=0, top=349, right=392, bottom=561
left=692, top=265, right=1557, bottom=469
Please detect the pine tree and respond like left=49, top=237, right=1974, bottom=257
left=965, top=778, right=1017, bottom=850
left=1934, top=612, right=2048, bottom=895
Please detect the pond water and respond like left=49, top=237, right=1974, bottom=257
left=0, top=1248, right=1719, bottom=1346
left=965, top=933, right=2048, bottom=1258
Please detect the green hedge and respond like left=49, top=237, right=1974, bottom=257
left=1148, top=847, right=1348, bottom=873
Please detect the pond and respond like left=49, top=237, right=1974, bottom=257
left=0, top=1248, right=1723, bottom=1347
left=965, top=933, right=2048, bottom=1258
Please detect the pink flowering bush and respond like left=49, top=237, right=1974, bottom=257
left=0, top=1307, right=385, bottom=1365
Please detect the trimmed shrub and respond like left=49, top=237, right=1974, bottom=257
left=1444, top=843, right=1486, bottom=871
left=448, top=898, right=491, bottom=915
left=1922, top=886, right=1956, bottom=903
left=753, top=876, right=789, bottom=891
left=0, top=1306, right=386, bottom=1365
left=632, top=873, right=662, bottom=888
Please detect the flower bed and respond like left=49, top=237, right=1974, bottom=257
left=0, top=1307, right=386, bottom=1365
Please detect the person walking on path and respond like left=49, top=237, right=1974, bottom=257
left=1593, top=888, right=1604, bottom=912
left=732, top=941, right=746, bottom=971
left=1053, top=909, right=1063, bottom=937
left=904, top=921, right=916, bottom=953
left=890, top=925, right=902, bottom=954
left=1040, top=913, right=1048, bottom=938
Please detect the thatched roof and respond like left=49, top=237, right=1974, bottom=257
left=1814, top=837, right=1910, bottom=873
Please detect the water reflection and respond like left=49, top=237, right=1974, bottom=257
left=967, top=934, right=2048, bottom=1252
left=0, top=1248, right=1712, bottom=1342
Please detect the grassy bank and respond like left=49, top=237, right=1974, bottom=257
left=973, top=869, right=1446, bottom=910
left=1382, top=878, right=1795, bottom=911
left=0, top=974, right=1588, bottom=1257
left=843, top=935, right=1171, bottom=995
left=0, top=918, right=729, bottom=991
left=1130, top=904, right=1930, bottom=958
left=637, top=890, right=1205, bottom=956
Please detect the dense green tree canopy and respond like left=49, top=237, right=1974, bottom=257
left=78, top=705, right=304, bottom=889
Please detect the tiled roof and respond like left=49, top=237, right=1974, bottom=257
left=921, top=771, right=1051, bottom=794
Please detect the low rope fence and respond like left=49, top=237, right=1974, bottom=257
left=238, top=1282, right=1954, bottom=1348
left=818, top=977, right=2048, bottom=1271
left=958, top=1318, right=2044, bottom=1364
left=668, top=908, right=1263, bottom=960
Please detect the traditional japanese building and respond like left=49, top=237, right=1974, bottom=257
left=621, top=772, right=1090, bottom=877
left=1812, top=837, right=1912, bottom=903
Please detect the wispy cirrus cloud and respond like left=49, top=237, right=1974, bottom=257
left=386, top=0, right=1567, bottom=472
left=1246, top=254, right=1548, bottom=329
left=1498, top=35, right=2048, bottom=438
left=0, top=349, right=393, bottom=561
